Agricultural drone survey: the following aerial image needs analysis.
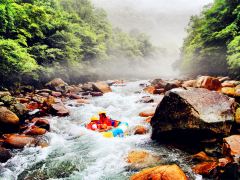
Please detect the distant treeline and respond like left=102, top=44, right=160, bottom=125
left=176, top=0, right=240, bottom=78
left=0, top=0, right=154, bottom=87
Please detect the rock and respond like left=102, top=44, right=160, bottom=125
left=82, top=83, right=94, bottom=91
left=36, top=136, right=49, bottom=148
left=151, top=88, right=235, bottom=142
left=92, top=81, right=112, bottom=93
left=218, top=76, right=231, bottom=83
left=68, top=93, right=83, bottom=99
left=36, top=89, right=52, bottom=94
left=143, top=86, right=155, bottom=94
left=0, top=91, right=11, bottom=97
left=127, top=150, right=160, bottom=170
left=153, top=88, right=165, bottom=94
left=51, top=102, right=69, bottom=116
left=182, top=80, right=197, bottom=88
left=223, top=135, right=240, bottom=162
left=222, top=81, right=239, bottom=88
left=139, top=110, right=155, bottom=117
left=91, top=92, right=103, bottom=97
left=134, top=126, right=148, bottom=135
left=164, top=80, right=182, bottom=91
left=37, top=92, right=49, bottom=97
left=192, top=162, right=218, bottom=176
left=51, top=91, right=62, bottom=97
left=221, top=87, right=236, bottom=96
left=235, top=108, right=240, bottom=124
left=130, top=164, right=187, bottom=180
left=0, top=147, right=12, bottom=163
left=16, top=97, right=30, bottom=103
left=151, top=79, right=167, bottom=88
left=196, top=76, right=222, bottom=91
left=23, top=126, right=47, bottom=136
left=192, top=151, right=216, bottom=162
left=45, top=78, right=67, bottom=92
left=66, top=85, right=83, bottom=94
left=32, top=118, right=50, bottom=131
left=0, top=107, right=19, bottom=125
left=3, top=134, right=36, bottom=148
left=76, top=99, right=90, bottom=104
left=145, top=117, right=152, bottom=123
left=139, top=96, right=154, bottom=103
left=218, top=157, right=232, bottom=167
left=12, top=103, right=28, bottom=116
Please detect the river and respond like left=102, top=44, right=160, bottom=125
left=0, top=80, right=199, bottom=180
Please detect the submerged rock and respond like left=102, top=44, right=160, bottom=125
left=151, top=88, right=235, bottom=142
left=130, top=164, right=187, bottom=180
left=134, top=126, right=148, bottom=135
left=127, top=150, right=160, bottom=170
left=0, top=147, right=12, bottom=163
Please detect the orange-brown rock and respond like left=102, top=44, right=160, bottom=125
left=145, top=117, right=152, bottom=123
left=235, top=108, right=240, bottom=124
left=221, top=81, right=239, bottom=88
left=139, top=110, right=155, bottom=117
left=45, top=78, right=67, bottom=89
left=192, top=151, right=216, bottom=162
left=223, top=135, right=240, bottom=158
left=130, top=164, right=187, bottom=180
left=3, top=134, right=36, bottom=148
left=218, top=157, right=232, bottom=167
left=92, top=81, right=112, bottom=93
left=182, top=80, right=197, bottom=88
left=32, top=118, right=50, bottom=131
left=192, top=162, right=218, bottom=175
left=153, top=88, right=165, bottom=94
left=143, top=86, right=155, bottom=94
left=196, top=76, right=221, bottom=91
left=76, top=99, right=90, bottom=104
left=23, top=126, right=47, bottom=135
left=221, top=87, right=235, bottom=96
left=51, top=102, right=69, bottom=116
left=51, top=91, right=62, bottom=97
left=127, top=150, right=160, bottom=170
left=26, top=102, right=40, bottom=111
left=134, top=126, right=148, bottom=135
left=0, top=107, right=19, bottom=125
left=16, top=98, right=30, bottom=103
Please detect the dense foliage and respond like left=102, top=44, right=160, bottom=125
left=0, top=0, right=154, bottom=87
left=178, top=0, right=240, bottom=78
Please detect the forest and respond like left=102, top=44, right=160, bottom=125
left=0, top=0, right=154, bottom=87
left=178, top=0, right=240, bottom=78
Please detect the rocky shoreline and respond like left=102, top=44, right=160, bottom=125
left=0, top=76, right=240, bottom=179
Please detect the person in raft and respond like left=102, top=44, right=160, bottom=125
left=98, top=111, right=120, bottom=131
left=86, top=115, right=99, bottom=131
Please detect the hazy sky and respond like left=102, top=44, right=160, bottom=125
left=92, top=0, right=213, bottom=50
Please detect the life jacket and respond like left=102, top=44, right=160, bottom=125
left=99, top=116, right=112, bottom=126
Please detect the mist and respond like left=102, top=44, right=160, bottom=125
left=91, top=0, right=213, bottom=79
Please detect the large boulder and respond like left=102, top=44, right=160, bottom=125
left=3, top=134, right=36, bottom=148
left=45, top=78, right=68, bottom=92
left=222, top=135, right=240, bottom=162
left=151, top=88, right=235, bottom=142
left=130, top=164, right=187, bottom=180
left=0, top=107, right=19, bottom=125
left=92, top=81, right=112, bottom=93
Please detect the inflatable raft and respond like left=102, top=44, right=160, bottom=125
left=101, top=122, right=129, bottom=138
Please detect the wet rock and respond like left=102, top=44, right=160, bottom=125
left=12, top=103, right=28, bottom=116
left=32, top=118, right=50, bottom=131
left=3, top=134, right=36, bottom=148
left=0, top=147, right=12, bottom=163
left=23, top=126, right=47, bottom=136
left=145, top=117, right=152, bottom=123
left=164, top=80, right=182, bottom=91
left=36, top=136, right=49, bottom=148
left=218, top=157, right=232, bottom=167
left=16, top=97, right=30, bottom=103
left=153, top=88, right=165, bottom=94
left=139, top=110, right=155, bottom=117
left=139, top=96, right=154, bottom=103
left=151, top=88, right=235, bottom=142
left=82, top=83, right=94, bottom=91
left=192, top=151, right=216, bottom=162
left=196, top=76, right=222, bottom=91
left=127, top=150, right=160, bottom=170
left=0, top=91, right=11, bottom=97
left=91, top=92, right=103, bottom=97
left=0, top=107, right=19, bottom=125
left=134, top=126, right=148, bottom=135
left=92, top=81, right=112, bottom=93
left=192, top=162, right=218, bottom=176
left=51, top=102, right=69, bottom=116
left=68, top=93, right=83, bottom=99
left=218, top=76, right=231, bottom=83
left=37, top=92, right=49, bottom=97
left=76, top=99, right=90, bottom=104
left=223, top=135, right=240, bottom=162
left=143, top=86, right=155, bottom=94
left=130, top=164, right=187, bottom=180
left=66, top=85, right=83, bottom=94
left=36, top=89, right=52, bottom=94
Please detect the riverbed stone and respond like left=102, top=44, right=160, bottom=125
left=134, top=126, right=148, bottom=135
left=92, top=81, right=112, bottom=93
left=3, top=134, right=36, bottom=148
left=151, top=88, right=235, bottom=142
left=139, top=110, right=155, bottom=117
left=0, top=147, right=12, bottom=163
left=130, top=164, right=187, bottom=180
left=192, top=161, right=218, bottom=176
left=196, top=76, right=222, bottom=91
left=0, top=107, right=19, bottom=125
left=222, top=135, right=240, bottom=162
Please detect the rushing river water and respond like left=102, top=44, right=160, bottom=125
left=0, top=80, right=199, bottom=180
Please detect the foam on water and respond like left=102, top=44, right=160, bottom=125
left=0, top=80, right=197, bottom=180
